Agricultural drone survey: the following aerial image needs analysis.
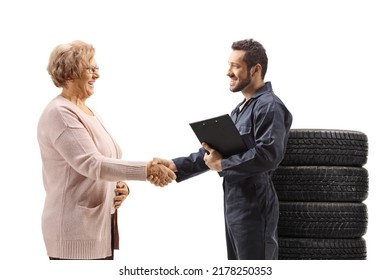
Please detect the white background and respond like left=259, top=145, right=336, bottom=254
left=0, top=0, right=388, bottom=279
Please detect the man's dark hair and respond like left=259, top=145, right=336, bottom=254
left=231, top=39, right=268, bottom=79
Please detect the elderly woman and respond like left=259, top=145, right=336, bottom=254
left=37, top=40, right=175, bottom=260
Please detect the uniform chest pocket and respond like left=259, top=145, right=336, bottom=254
left=238, top=125, right=255, bottom=148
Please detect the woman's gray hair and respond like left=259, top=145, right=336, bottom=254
left=47, top=40, right=95, bottom=88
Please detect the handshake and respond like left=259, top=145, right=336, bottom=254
left=146, top=143, right=223, bottom=187
left=146, top=157, right=177, bottom=187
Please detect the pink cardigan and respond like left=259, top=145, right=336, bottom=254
left=37, top=95, right=147, bottom=259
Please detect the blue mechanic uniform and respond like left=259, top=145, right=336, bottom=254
left=173, top=82, right=293, bottom=260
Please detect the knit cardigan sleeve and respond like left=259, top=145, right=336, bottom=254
left=40, top=101, right=147, bottom=182
left=55, top=128, right=147, bottom=181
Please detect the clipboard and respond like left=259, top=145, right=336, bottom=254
left=189, top=114, right=248, bottom=158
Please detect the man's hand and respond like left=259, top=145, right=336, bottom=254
left=202, top=142, right=223, bottom=172
left=147, top=158, right=177, bottom=187
left=114, top=181, right=129, bottom=209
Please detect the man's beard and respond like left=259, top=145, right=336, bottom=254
left=230, top=72, right=251, bottom=92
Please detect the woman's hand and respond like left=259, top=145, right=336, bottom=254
left=114, top=181, right=129, bottom=209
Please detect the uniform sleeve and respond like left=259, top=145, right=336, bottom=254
left=172, top=148, right=209, bottom=182
left=220, top=101, right=292, bottom=178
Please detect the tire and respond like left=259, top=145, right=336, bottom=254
left=272, top=166, right=368, bottom=202
left=281, top=129, right=368, bottom=167
left=278, top=237, right=366, bottom=260
left=278, top=202, right=368, bottom=238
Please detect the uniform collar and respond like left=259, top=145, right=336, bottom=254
left=251, top=81, right=272, bottom=99
left=233, top=81, right=273, bottom=118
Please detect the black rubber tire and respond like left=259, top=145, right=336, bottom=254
left=272, top=166, right=368, bottom=202
left=278, top=237, right=366, bottom=260
left=278, top=202, right=368, bottom=238
left=281, top=129, right=368, bottom=167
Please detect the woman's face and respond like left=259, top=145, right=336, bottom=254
left=69, top=58, right=100, bottom=99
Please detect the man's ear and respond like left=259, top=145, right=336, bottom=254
left=251, top=64, right=262, bottom=77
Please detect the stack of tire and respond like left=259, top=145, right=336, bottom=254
left=273, top=129, right=369, bottom=259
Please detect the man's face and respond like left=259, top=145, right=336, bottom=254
left=227, top=50, right=251, bottom=93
